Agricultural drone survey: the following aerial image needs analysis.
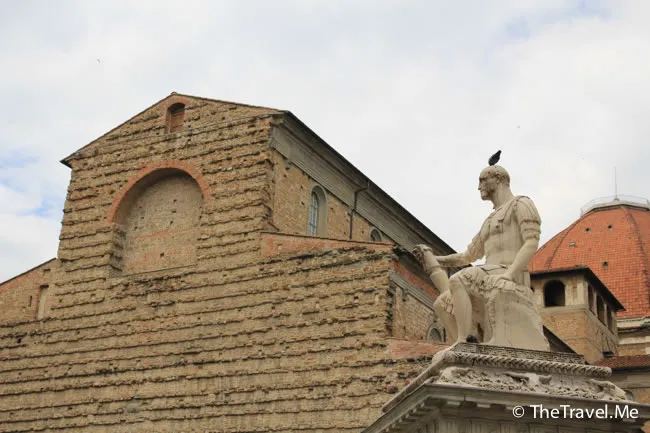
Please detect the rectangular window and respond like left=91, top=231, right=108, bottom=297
left=37, top=285, right=49, bottom=320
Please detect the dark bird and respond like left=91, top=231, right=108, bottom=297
left=488, top=150, right=501, bottom=166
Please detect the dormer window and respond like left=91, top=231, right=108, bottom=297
left=166, top=103, right=185, bottom=133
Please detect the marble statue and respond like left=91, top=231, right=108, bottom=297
left=413, top=152, right=549, bottom=351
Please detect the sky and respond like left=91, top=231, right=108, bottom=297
left=1, top=0, right=649, bottom=282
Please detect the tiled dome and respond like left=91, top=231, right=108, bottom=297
left=530, top=197, right=650, bottom=319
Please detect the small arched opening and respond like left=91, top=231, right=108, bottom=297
left=166, top=103, right=185, bottom=133
left=369, top=227, right=382, bottom=242
left=307, top=185, right=327, bottom=236
left=427, top=327, right=443, bottom=343
left=543, top=280, right=566, bottom=307
left=597, top=296, right=606, bottom=324
left=588, top=285, right=595, bottom=312
left=607, top=309, right=616, bottom=333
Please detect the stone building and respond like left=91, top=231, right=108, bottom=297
left=2, top=92, right=649, bottom=432
left=0, top=93, right=457, bottom=432
left=531, top=197, right=650, bottom=357
left=529, top=196, right=650, bottom=412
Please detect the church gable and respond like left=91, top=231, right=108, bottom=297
left=62, top=93, right=282, bottom=166
left=56, top=94, right=280, bottom=284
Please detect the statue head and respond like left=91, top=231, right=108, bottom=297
left=478, top=165, right=510, bottom=201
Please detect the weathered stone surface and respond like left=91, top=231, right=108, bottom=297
left=0, top=94, right=452, bottom=432
left=367, top=344, right=650, bottom=433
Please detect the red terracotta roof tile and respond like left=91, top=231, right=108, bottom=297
left=597, top=355, right=650, bottom=369
left=387, top=338, right=448, bottom=359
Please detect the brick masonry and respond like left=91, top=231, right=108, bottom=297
left=269, top=150, right=377, bottom=241
left=0, top=260, right=57, bottom=324
left=0, top=94, right=443, bottom=432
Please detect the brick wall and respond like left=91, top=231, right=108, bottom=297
left=0, top=95, right=440, bottom=432
left=0, top=243, right=432, bottom=432
left=391, top=290, right=437, bottom=340
left=389, top=262, right=440, bottom=341
left=0, top=259, right=58, bottom=325
left=116, top=171, right=203, bottom=274
left=270, top=151, right=376, bottom=241
left=541, top=308, right=608, bottom=363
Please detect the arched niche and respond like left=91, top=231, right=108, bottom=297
left=110, top=168, right=203, bottom=275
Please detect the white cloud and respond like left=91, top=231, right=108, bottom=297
left=1, top=0, right=649, bottom=281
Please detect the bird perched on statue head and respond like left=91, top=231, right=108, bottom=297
left=480, top=150, right=510, bottom=189
left=488, top=150, right=501, bottom=166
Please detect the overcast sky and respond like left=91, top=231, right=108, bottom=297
left=1, top=0, right=649, bottom=282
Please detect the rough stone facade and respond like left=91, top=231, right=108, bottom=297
left=0, top=94, right=453, bottom=432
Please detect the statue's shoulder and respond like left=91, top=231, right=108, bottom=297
left=513, top=195, right=541, bottom=224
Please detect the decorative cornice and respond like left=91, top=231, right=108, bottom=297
left=381, top=343, right=613, bottom=414
left=269, top=116, right=455, bottom=254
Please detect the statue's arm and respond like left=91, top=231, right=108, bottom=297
left=504, top=196, right=541, bottom=279
left=435, top=229, right=485, bottom=267
left=435, top=251, right=474, bottom=267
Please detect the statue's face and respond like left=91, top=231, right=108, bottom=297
left=478, top=172, right=498, bottom=201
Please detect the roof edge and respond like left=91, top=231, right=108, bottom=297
left=276, top=111, right=456, bottom=255
left=531, top=266, right=625, bottom=311
left=0, top=258, right=57, bottom=287
left=60, top=92, right=284, bottom=168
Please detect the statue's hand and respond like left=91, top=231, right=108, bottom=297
left=411, top=244, right=431, bottom=265
left=412, top=245, right=440, bottom=275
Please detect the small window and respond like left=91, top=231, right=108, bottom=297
left=597, top=297, right=606, bottom=324
left=427, top=327, right=443, bottom=342
left=543, top=280, right=565, bottom=307
left=588, top=285, right=595, bottom=312
left=308, top=192, right=319, bottom=235
left=166, top=103, right=185, bottom=133
left=307, top=186, right=327, bottom=236
left=607, top=309, right=615, bottom=332
left=369, top=228, right=382, bottom=242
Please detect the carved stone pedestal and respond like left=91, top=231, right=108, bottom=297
left=364, top=344, right=650, bottom=433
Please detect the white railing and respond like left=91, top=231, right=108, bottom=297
left=581, top=195, right=650, bottom=215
